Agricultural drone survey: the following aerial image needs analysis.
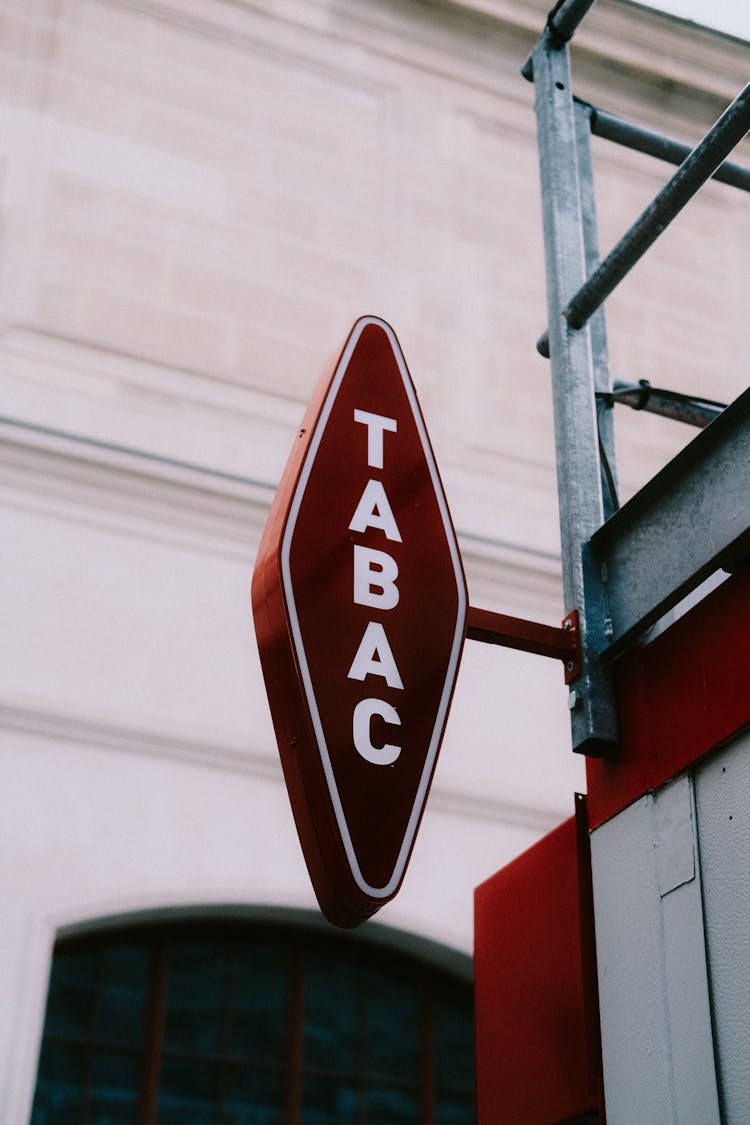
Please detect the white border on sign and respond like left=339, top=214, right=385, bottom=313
left=280, top=316, right=467, bottom=899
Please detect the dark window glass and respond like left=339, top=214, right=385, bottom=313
left=30, top=1041, right=87, bottom=1123
left=301, top=1073, right=359, bottom=1125
left=90, top=1050, right=142, bottom=1121
left=362, top=968, right=419, bottom=1082
left=303, top=951, right=359, bottom=1072
left=364, top=1084, right=420, bottom=1124
left=227, top=944, right=289, bottom=1065
left=31, top=923, right=474, bottom=1124
left=157, top=1056, right=220, bottom=1124
left=223, top=1064, right=285, bottom=1124
left=163, top=940, right=225, bottom=1055
left=97, top=944, right=150, bottom=1047
left=436, top=1092, right=477, bottom=1124
left=44, top=949, right=96, bottom=1040
left=435, top=995, right=475, bottom=1093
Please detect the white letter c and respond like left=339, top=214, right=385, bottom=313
left=353, top=698, right=401, bottom=765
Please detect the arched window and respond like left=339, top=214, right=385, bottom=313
left=31, top=922, right=474, bottom=1123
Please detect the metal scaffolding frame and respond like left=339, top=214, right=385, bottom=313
left=523, top=0, right=750, bottom=755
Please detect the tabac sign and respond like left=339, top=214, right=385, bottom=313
left=252, top=316, right=467, bottom=927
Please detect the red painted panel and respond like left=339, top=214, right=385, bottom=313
left=587, top=563, right=750, bottom=830
left=474, top=799, right=602, bottom=1125
left=252, top=316, right=467, bottom=927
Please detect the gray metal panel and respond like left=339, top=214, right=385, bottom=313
left=695, top=728, right=750, bottom=1122
left=591, top=779, right=720, bottom=1125
left=590, top=386, right=750, bottom=658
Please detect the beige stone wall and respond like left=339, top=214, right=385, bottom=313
left=2, top=0, right=748, bottom=548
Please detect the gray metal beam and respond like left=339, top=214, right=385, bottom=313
left=532, top=34, right=618, bottom=755
left=564, top=82, right=750, bottom=331
left=521, top=0, right=599, bottom=80
left=606, top=382, right=725, bottom=429
left=576, top=100, right=619, bottom=520
left=537, top=84, right=750, bottom=357
left=586, top=103, right=750, bottom=193
left=590, top=386, right=750, bottom=659
left=546, top=0, right=599, bottom=44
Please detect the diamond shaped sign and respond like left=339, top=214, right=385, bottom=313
left=252, top=316, right=467, bottom=927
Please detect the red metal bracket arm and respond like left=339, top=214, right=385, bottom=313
left=466, top=606, right=581, bottom=683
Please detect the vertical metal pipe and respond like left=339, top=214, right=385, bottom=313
left=575, top=100, right=619, bottom=518
left=532, top=35, right=618, bottom=755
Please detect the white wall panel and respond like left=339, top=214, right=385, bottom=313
left=695, top=729, right=750, bottom=1123
left=591, top=779, right=720, bottom=1125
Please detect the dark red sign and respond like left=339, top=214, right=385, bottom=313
left=252, top=316, right=467, bottom=927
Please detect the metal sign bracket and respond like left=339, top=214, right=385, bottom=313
left=466, top=605, right=581, bottom=682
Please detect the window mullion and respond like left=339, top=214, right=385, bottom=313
left=138, top=940, right=169, bottom=1125
left=78, top=949, right=103, bottom=1125
left=216, top=938, right=235, bottom=1124
left=357, top=956, right=366, bottom=1125
left=285, top=944, right=304, bottom=1125
left=421, top=985, right=436, bottom=1125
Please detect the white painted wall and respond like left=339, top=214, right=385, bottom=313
left=1, top=0, right=748, bottom=1118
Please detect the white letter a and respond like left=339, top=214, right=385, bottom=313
left=347, top=622, right=404, bottom=689
left=349, top=479, right=402, bottom=543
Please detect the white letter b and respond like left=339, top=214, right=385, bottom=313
left=353, top=545, right=399, bottom=611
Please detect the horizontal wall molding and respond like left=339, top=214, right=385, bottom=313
left=0, top=699, right=283, bottom=782
left=0, top=415, right=563, bottom=582
left=0, top=699, right=564, bottom=834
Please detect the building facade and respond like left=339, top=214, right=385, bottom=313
left=1, top=0, right=748, bottom=1118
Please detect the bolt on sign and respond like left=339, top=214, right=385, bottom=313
left=252, top=316, right=467, bottom=928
